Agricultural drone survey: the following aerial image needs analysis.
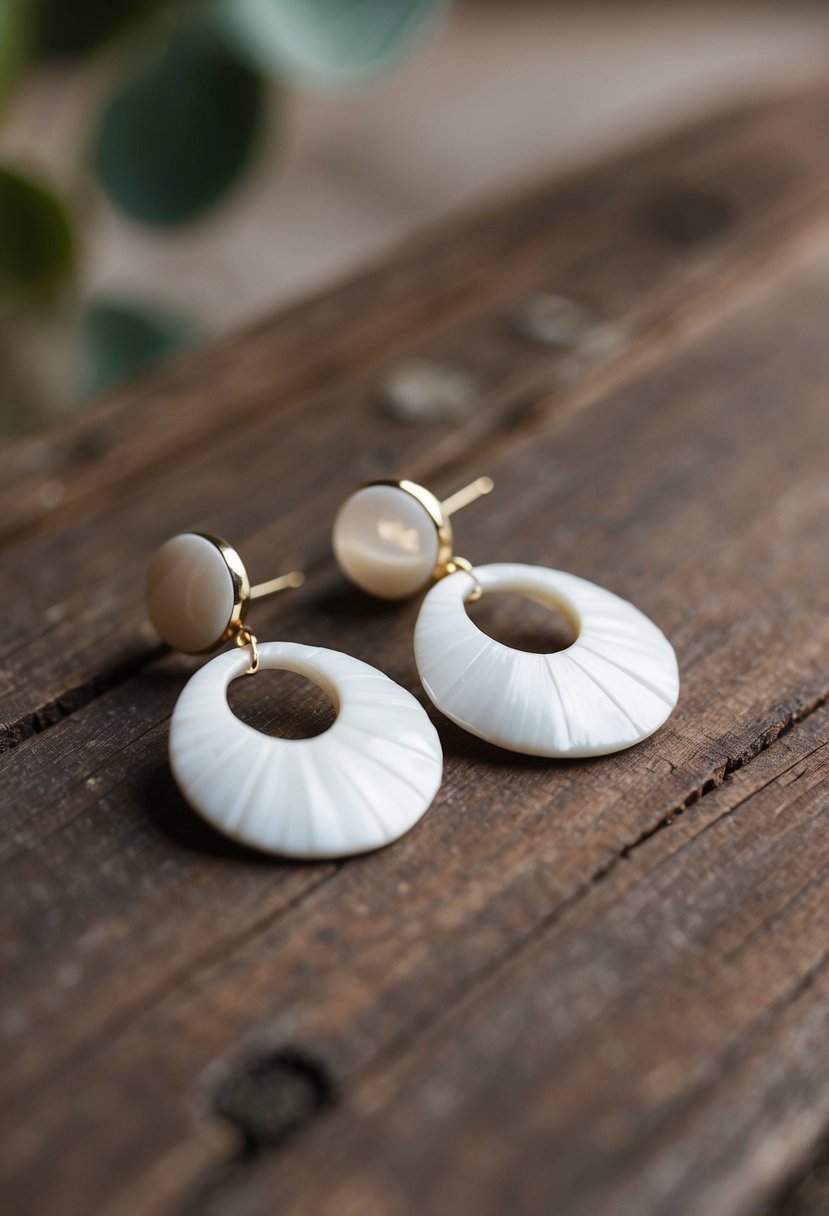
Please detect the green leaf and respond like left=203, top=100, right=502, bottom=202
left=217, top=0, right=450, bottom=89
left=0, top=0, right=31, bottom=108
left=92, top=20, right=265, bottom=226
left=34, top=0, right=162, bottom=57
left=0, top=164, right=75, bottom=300
left=79, top=296, right=193, bottom=398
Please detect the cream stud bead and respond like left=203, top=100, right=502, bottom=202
left=145, top=531, right=303, bottom=653
left=147, top=533, right=239, bottom=653
left=333, top=485, right=439, bottom=599
left=333, top=476, right=493, bottom=600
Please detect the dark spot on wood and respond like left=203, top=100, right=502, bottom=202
left=213, top=1048, right=334, bottom=1155
left=647, top=187, right=734, bottom=247
left=71, top=428, right=111, bottom=464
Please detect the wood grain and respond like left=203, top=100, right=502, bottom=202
left=2, top=88, right=829, bottom=1216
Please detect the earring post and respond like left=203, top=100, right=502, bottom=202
left=250, top=570, right=305, bottom=601
left=441, top=476, right=494, bottom=518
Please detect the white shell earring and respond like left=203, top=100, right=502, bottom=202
left=146, top=532, right=442, bottom=857
left=333, top=481, right=679, bottom=758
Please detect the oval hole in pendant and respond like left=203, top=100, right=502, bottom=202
left=227, top=669, right=338, bottom=740
left=466, top=591, right=578, bottom=654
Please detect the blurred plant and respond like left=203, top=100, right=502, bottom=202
left=0, top=0, right=451, bottom=434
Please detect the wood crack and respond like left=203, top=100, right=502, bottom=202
left=614, top=691, right=829, bottom=869
left=0, top=646, right=165, bottom=756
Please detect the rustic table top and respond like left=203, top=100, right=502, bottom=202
left=2, top=84, right=829, bottom=1216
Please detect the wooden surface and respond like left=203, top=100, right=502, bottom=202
left=2, top=86, right=829, bottom=1216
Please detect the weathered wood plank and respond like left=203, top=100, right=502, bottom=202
left=5, top=92, right=829, bottom=748
left=3, top=236, right=829, bottom=1214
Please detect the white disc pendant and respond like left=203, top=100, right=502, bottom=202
left=414, top=563, right=679, bottom=758
left=169, top=642, right=442, bottom=858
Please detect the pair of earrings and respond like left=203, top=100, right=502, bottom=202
left=146, top=477, right=679, bottom=859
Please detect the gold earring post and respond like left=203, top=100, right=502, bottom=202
left=249, top=570, right=305, bottom=601
left=441, top=476, right=494, bottom=518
